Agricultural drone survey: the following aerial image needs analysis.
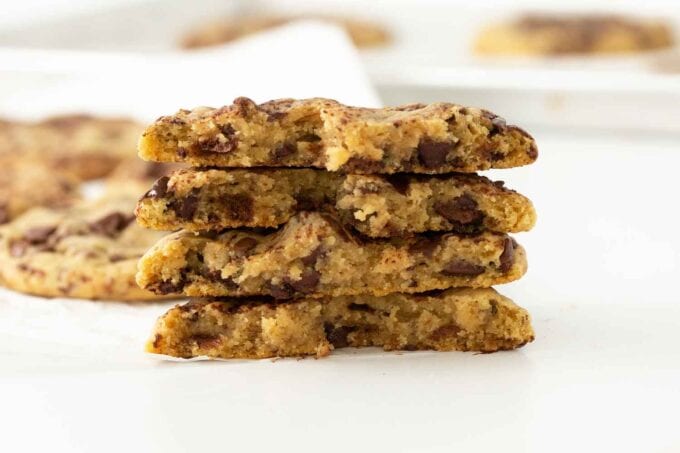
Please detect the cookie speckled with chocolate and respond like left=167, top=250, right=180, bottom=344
left=138, top=97, right=537, bottom=174
left=136, top=211, right=527, bottom=299
left=0, top=193, right=169, bottom=300
left=475, top=14, right=674, bottom=56
left=146, top=287, right=534, bottom=359
left=135, top=168, right=536, bottom=236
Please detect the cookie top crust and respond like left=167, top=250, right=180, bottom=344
left=139, top=97, right=537, bottom=174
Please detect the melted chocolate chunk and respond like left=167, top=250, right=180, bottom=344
left=298, top=133, right=321, bottom=142
left=408, top=237, right=440, bottom=259
left=287, top=269, right=320, bottom=293
left=324, top=324, right=355, bottom=348
left=232, top=237, right=258, bottom=257
left=169, top=188, right=200, bottom=220
left=434, top=194, right=484, bottom=227
left=145, top=176, right=170, bottom=198
left=300, top=246, right=323, bottom=266
left=268, top=282, right=295, bottom=300
left=430, top=324, right=461, bottom=341
left=220, top=193, right=254, bottom=222
left=441, top=260, right=485, bottom=276
left=417, top=140, right=453, bottom=168
left=198, top=134, right=238, bottom=154
left=272, top=142, right=296, bottom=161
left=343, top=157, right=383, bottom=173
left=499, top=237, right=515, bottom=273
left=191, top=334, right=222, bottom=349
left=155, top=280, right=184, bottom=294
left=348, top=303, right=376, bottom=313
left=89, top=212, right=134, bottom=237
left=482, top=110, right=508, bottom=136
left=384, top=174, right=411, bottom=195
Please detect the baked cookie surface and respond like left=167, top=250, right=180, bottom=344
left=475, top=14, right=674, bottom=56
left=135, top=168, right=536, bottom=236
left=0, top=193, right=168, bottom=300
left=147, top=288, right=534, bottom=359
left=0, top=114, right=143, bottom=180
left=137, top=212, right=526, bottom=299
left=0, top=158, right=80, bottom=225
left=139, top=97, right=537, bottom=174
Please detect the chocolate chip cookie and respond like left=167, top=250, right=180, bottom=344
left=138, top=97, right=537, bottom=174
left=0, top=193, right=168, bottom=300
left=147, top=288, right=534, bottom=359
left=0, top=158, right=80, bottom=225
left=135, top=168, right=535, bottom=236
left=137, top=212, right=526, bottom=299
left=181, top=14, right=390, bottom=49
left=0, top=114, right=143, bottom=180
left=475, top=14, right=674, bottom=56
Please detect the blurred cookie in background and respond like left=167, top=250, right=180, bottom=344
left=0, top=158, right=80, bottom=225
left=0, top=192, right=169, bottom=301
left=181, top=14, right=391, bottom=50
left=475, top=14, right=674, bottom=56
left=105, top=158, right=184, bottom=195
left=0, top=114, right=144, bottom=181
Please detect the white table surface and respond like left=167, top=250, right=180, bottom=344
left=1, top=128, right=679, bottom=453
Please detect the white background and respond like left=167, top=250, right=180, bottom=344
left=1, top=2, right=679, bottom=452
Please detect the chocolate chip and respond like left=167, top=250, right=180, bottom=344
left=272, top=143, right=296, bottom=161
left=417, top=139, right=453, bottom=168
left=144, top=176, right=170, bottom=198
left=89, top=212, right=134, bottom=237
left=267, top=111, right=287, bottom=122
left=429, top=324, right=461, bottom=341
left=155, top=280, right=184, bottom=294
left=528, top=142, right=539, bottom=160
left=268, top=282, right=294, bottom=300
left=489, top=300, right=499, bottom=316
left=441, top=260, right=485, bottom=276
left=485, top=112, right=507, bottom=137
left=300, top=246, right=323, bottom=266
left=233, top=96, right=256, bottom=115
left=408, top=237, right=439, bottom=258
left=348, top=303, right=375, bottom=313
left=232, top=237, right=258, bottom=257
left=492, top=180, right=505, bottom=188
left=499, top=237, right=515, bottom=273
left=220, top=124, right=236, bottom=137
left=298, top=133, right=321, bottom=142
left=287, top=269, right=320, bottom=293
left=343, top=157, right=383, bottom=173
left=152, top=334, right=163, bottom=349
left=220, top=193, right=253, bottom=222
left=324, top=324, right=355, bottom=348
left=198, top=136, right=238, bottom=154
left=170, top=188, right=200, bottom=220
left=177, top=148, right=188, bottom=158
left=23, top=226, right=57, bottom=243
left=191, top=334, right=222, bottom=349
left=434, top=194, right=484, bottom=227
left=384, top=174, right=411, bottom=195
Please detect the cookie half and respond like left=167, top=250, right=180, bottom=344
left=137, top=212, right=527, bottom=299
left=135, top=168, right=536, bottom=236
left=147, top=288, right=534, bottom=359
left=138, top=97, right=537, bottom=174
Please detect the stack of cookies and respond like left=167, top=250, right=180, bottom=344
left=135, top=97, right=538, bottom=359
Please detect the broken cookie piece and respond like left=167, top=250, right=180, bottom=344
left=138, top=97, right=537, bottom=174
left=147, top=287, right=534, bottom=359
left=135, top=168, right=536, bottom=236
left=136, top=212, right=527, bottom=299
